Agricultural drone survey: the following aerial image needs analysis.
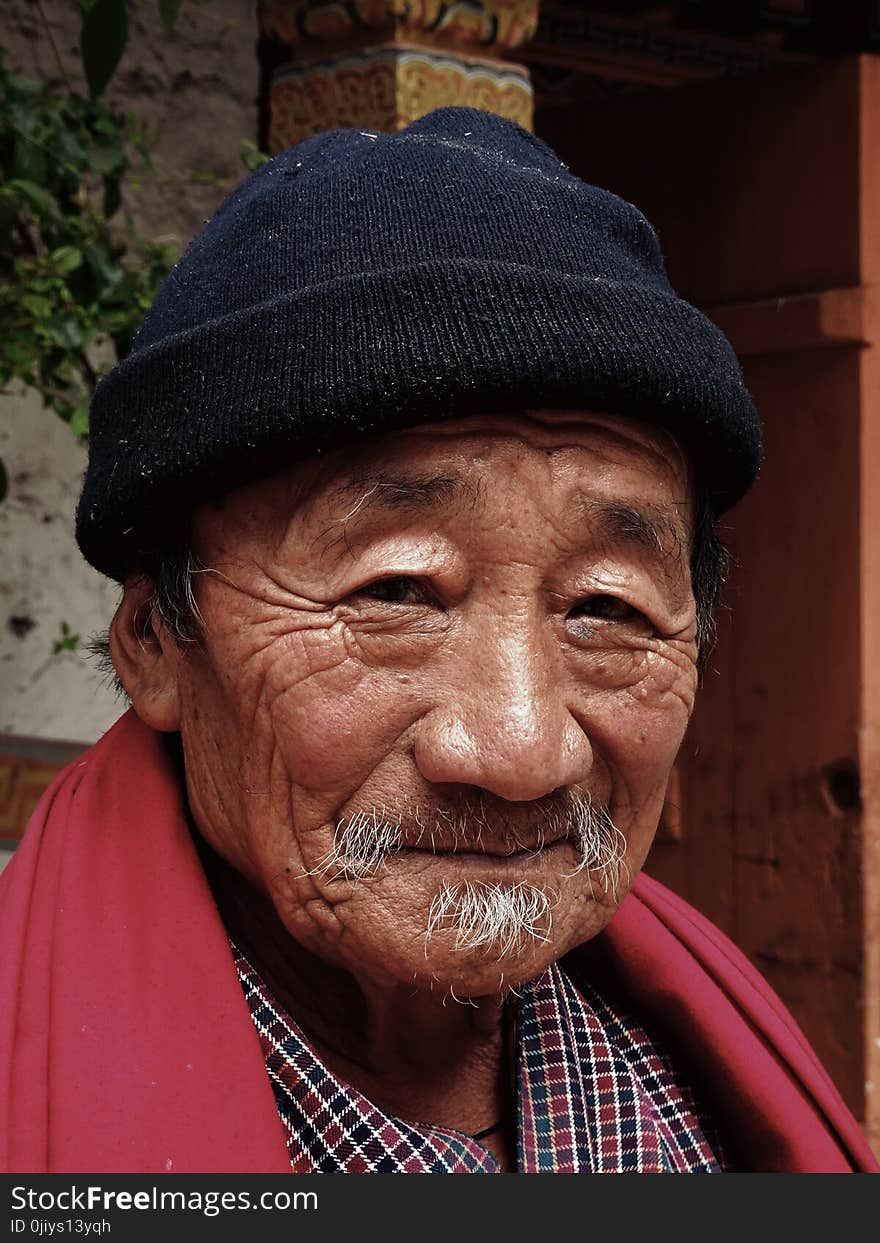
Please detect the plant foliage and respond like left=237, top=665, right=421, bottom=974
left=0, top=50, right=177, bottom=438
left=81, top=0, right=130, bottom=99
left=52, top=620, right=82, bottom=655
left=1, top=1, right=267, bottom=658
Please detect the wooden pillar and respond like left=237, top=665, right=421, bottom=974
left=858, top=54, right=880, bottom=1156
left=258, top=0, right=538, bottom=149
left=536, top=57, right=878, bottom=1152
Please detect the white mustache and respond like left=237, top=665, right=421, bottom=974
left=295, top=794, right=630, bottom=962
left=305, top=792, right=629, bottom=900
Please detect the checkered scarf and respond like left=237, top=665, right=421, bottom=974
left=233, top=944, right=726, bottom=1173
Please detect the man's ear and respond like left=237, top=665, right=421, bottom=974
left=109, top=578, right=182, bottom=732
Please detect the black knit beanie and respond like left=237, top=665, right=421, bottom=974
left=77, top=106, right=761, bottom=581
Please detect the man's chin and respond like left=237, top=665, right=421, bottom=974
left=399, top=900, right=612, bottom=1000
left=409, top=940, right=564, bottom=1000
left=270, top=852, right=627, bottom=999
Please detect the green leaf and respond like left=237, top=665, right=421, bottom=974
left=9, top=178, right=52, bottom=217
left=46, top=317, right=87, bottom=350
left=2, top=343, right=32, bottom=369
left=0, top=457, right=7, bottom=504
left=81, top=0, right=129, bottom=98
left=52, top=620, right=81, bottom=655
left=158, top=0, right=182, bottom=34
left=103, top=175, right=121, bottom=218
left=83, top=242, right=121, bottom=293
left=51, top=246, right=84, bottom=275
left=241, top=139, right=270, bottom=172
left=10, top=135, right=47, bottom=185
left=20, top=293, right=52, bottom=319
left=88, top=125, right=128, bottom=172
left=69, top=406, right=90, bottom=438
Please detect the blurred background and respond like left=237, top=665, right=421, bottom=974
left=1, top=0, right=878, bottom=1157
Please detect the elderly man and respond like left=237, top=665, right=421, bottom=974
left=1, top=107, right=876, bottom=1175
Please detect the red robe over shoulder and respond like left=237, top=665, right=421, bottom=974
left=0, top=711, right=876, bottom=1173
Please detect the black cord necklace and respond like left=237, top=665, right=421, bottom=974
left=469, top=1001, right=515, bottom=1144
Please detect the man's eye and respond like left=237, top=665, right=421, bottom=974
left=569, top=594, right=644, bottom=623
left=358, top=576, right=426, bottom=604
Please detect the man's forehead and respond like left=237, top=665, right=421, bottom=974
left=314, top=463, right=693, bottom=583
left=316, top=411, right=692, bottom=532
left=399, top=407, right=690, bottom=473
left=325, top=469, right=482, bottom=516
left=200, top=410, right=694, bottom=561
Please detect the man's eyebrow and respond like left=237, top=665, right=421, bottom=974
left=327, top=470, right=481, bottom=521
left=582, top=498, right=691, bottom=563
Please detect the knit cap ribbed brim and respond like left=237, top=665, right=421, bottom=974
left=77, top=106, right=762, bottom=580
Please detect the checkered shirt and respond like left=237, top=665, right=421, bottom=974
left=233, top=943, right=727, bottom=1173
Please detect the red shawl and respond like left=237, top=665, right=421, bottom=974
left=1, top=711, right=876, bottom=1173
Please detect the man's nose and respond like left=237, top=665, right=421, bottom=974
left=412, top=630, right=594, bottom=802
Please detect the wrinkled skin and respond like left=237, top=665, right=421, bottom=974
left=111, top=409, right=699, bottom=1151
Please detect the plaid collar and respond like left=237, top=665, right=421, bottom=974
left=233, top=943, right=725, bottom=1173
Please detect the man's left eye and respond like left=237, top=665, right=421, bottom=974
left=569, top=594, right=645, bottom=623
left=357, top=576, right=426, bottom=604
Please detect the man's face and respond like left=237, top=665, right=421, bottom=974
left=140, top=410, right=699, bottom=996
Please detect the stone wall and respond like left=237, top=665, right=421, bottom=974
left=0, top=0, right=260, bottom=744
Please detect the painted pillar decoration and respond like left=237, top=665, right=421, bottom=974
left=259, top=0, right=539, bottom=149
